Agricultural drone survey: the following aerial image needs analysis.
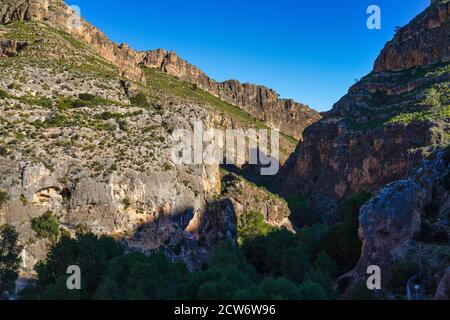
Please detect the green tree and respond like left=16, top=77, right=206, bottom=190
left=243, top=229, right=299, bottom=276
left=23, top=233, right=124, bottom=299
left=31, top=210, right=60, bottom=243
left=95, top=252, right=189, bottom=300
left=130, top=92, right=149, bottom=108
left=346, top=280, right=376, bottom=300
left=0, top=224, right=22, bottom=298
left=287, top=194, right=320, bottom=227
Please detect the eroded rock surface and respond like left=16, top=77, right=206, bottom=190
left=374, top=1, right=449, bottom=72
left=141, top=49, right=321, bottom=139
left=345, top=151, right=450, bottom=297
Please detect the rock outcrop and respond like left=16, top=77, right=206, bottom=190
left=344, top=150, right=450, bottom=297
left=141, top=49, right=321, bottom=139
left=374, top=1, right=449, bottom=72
left=0, top=0, right=320, bottom=140
left=280, top=0, right=450, bottom=216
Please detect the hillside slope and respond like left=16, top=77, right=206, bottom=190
left=0, top=1, right=292, bottom=275
left=281, top=0, right=449, bottom=217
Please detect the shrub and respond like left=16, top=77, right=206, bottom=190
left=7, top=83, right=22, bottom=90
left=0, top=146, right=8, bottom=157
left=118, top=120, right=128, bottom=132
left=31, top=211, right=60, bottom=243
left=122, top=198, right=131, bottom=209
left=287, top=193, right=320, bottom=227
left=424, top=87, right=441, bottom=111
left=36, top=98, right=53, bottom=108
left=71, top=99, right=89, bottom=108
left=130, top=92, right=149, bottom=108
left=318, top=192, right=372, bottom=272
left=0, top=191, right=9, bottom=208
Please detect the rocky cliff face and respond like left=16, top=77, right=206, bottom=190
left=0, top=1, right=294, bottom=275
left=0, top=0, right=145, bottom=82
left=343, top=150, right=450, bottom=298
left=141, top=49, right=321, bottom=140
left=0, top=39, right=28, bottom=57
left=280, top=0, right=450, bottom=217
left=374, top=1, right=449, bottom=72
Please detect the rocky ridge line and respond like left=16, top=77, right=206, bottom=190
left=141, top=49, right=321, bottom=139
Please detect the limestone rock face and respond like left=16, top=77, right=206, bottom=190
left=348, top=152, right=450, bottom=295
left=221, top=173, right=292, bottom=229
left=0, top=0, right=145, bottom=82
left=357, top=180, right=427, bottom=275
left=374, top=1, right=450, bottom=72
left=141, top=49, right=321, bottom=139
left=280, top=1, right=450, bottom=216
left=0, top=39, right=28, bottom=57
left=282, top=120, right=440, bottom=216
left=0, top=0, right=49, bottom=23
left=0, top=1, right=319, bottom=140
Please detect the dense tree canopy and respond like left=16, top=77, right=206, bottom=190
left=0, top=224, right=22, bottom=299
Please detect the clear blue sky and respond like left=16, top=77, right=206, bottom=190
left=66, top=0, right=430, bottom=111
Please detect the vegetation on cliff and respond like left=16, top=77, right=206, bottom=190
left=0, top=224, right=22, bottom=299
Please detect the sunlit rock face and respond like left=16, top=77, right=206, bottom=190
left=141, top=49, right=321, bottom=140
